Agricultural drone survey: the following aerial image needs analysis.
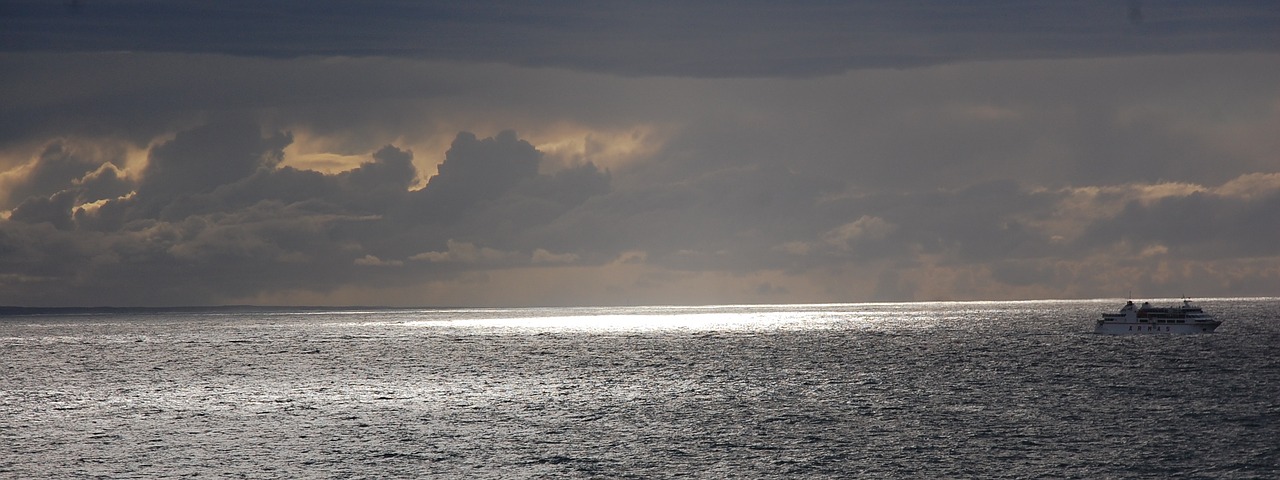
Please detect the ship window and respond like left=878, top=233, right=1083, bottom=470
left=1139, top=319, right=1148, bottom=323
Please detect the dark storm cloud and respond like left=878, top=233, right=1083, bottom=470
left=3, top=51, right=1276, bottom=192
left=9, top=189, right=78, bottom=230
left=569, top=168, right=1280, bottom=296
left=0, top=121, right=614, bottom=305
left=520, top=170, right=1053, bottom=280
left=2, top=142, right=110, bottom=206
left=2, top=2, right=1278, bottom=305
left=1077, top=188, right=1280, bottom=260
left=523, top=162, right=843, bottom=273
left=411, top=131, right=541, bottom=220
left=603, top=178, right=1057, bottom=274
left=3, top=1, right=1277, bottom=76
left=392, top=133, right=612, bottom=261
left=0, top=138, right=132, bottom=207
left=0, top=52, right=469, bottom=148
left=2, top=141, right=132, bottom=227
left=138, top=121, right=290, bottom=205
left=4, top=117, right=1279, bottom=305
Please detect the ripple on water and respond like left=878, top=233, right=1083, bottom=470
left=1, top=300, right=1279, bottom=478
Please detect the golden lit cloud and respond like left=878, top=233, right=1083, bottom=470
left=530, top=123, right=671, bottom=172
left=821, top=216, right=895, bottom=250
left=531, top=248, right=579, bottom=264
left=1214, top=172, right=1280, bottom=199
left=278, top=128, right=394, bottom=174
left=410, top=240, right=513, bottom=263
left=1031, top=172, right=1280, bottom=242
left=353, top=254, right=403, bottom=267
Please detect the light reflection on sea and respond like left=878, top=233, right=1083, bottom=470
left=2, top=299, right=1278, bottom=478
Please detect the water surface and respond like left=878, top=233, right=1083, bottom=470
left=3, top=299, right=1278, bottom=478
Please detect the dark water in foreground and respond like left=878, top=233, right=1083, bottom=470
left=2, top=299, right=1278, bottom=478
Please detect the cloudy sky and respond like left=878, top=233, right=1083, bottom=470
left=2, top=1, right=1279, bottom=307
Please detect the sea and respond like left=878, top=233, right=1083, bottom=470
left=2, top=298, right=1278, bottom=478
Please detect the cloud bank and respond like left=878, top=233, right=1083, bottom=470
left=3, top=114, right=1278, bottom=306
left=4, top=1, right=1278, bottom=77
left=2, top=3, right=1278, bottom=306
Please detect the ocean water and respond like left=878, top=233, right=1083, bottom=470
left=2, top=298, right=1278, bottom=478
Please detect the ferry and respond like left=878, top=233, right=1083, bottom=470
left=1095, top=299, right=1221, bottom=334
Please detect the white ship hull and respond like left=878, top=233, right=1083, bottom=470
left=1094, top=321, right=1220, bottom=334
left=1095, top=299, right=1220, bottom=335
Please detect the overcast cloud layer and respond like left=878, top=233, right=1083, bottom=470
left=2, top=2, right=1279, bottom=306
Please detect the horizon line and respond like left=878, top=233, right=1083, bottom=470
left=4, top=297, right=1275, bottom=316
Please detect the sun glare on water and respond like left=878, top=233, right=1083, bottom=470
left=401, top=306, right=914, bottom=333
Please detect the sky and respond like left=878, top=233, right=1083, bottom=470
left=2, top=1, right=1279, bottom=307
